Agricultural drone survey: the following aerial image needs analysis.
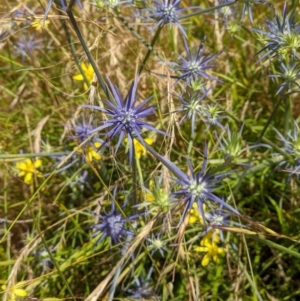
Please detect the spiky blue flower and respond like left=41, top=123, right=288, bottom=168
left=69, top=117, right=95, bottom=143
left=44, top=0, right=82, bottom=20
left=126, top=267, right=157, bottom=299
left=204, top=203, right=244, bottom=242
left=172, top=152, right=239, bottom=225
left=82, top=76, right=167, bottom=164
left=89, top=198, right=136, bottom=246
left=174, top=88, right=224, bottom=136
left=143, top=143, right=239, bottom=225
left=147, top=0, right=188, bottom=37
left=253, top=3, right=300, bottom=61
left=269, top=61, right=300, bottom=95
left=15, top=35, right=44, bottom=61
left=274, top=121, right=300, bottom=177
left=171, top=37, right=220, bottom=87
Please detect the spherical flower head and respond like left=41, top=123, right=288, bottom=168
left=269, top=61, right=300, bottom=95
left=16, top=158, right=42, bottom=185
left=254, top=3, right=300, bottom=61
left=148, top=0, right=187, bottom=36
left=172, top=37, right=220, bottom=87
left=171, top=147, right=239, bottom=225
left=70, top=118, right=95, bottom=143
left=147, top=234, right=167, bottom=256
left=274, top=121, right=300, bottom=177
left=175, top=89, right=214, bottom=137
left=89, top=198, right=136, bottom=246
left=15, top=35, right=44, bottom=61
left=83, top=76, right=167, bottom=164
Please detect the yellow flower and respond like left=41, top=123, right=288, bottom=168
left=31, top=20, right=50, bottom=31
left=188, top=202, right=206, bottom=224
left=1, top=282, right=27, bottom=301
left=195, top=231, right=225, bottom=266
left=125, top=137, right=153, bottom=159
left=16, top=158, right=42, bottom=185
left=77, top=142, right=102, bottom=162
left=73, top=63, right=94, bottom=90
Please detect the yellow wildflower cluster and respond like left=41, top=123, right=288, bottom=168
left=1, top=282, right=27, bottom=301
left=125, top=137, right=153, bottom=159
left=195, top=230, right=225, bottom=266
left=188, top=202, right=206, bottom=224
left=16, top=158, right=42, bottom=185
left=77, top=142, right=102, bottom=162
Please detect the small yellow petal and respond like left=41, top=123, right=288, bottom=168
left=73, top=74, right=84, bottom=81
left=16, top=162, right=26, bottom=169
left=201, top=254, right=211, bottom=266
left=83, top=83, right=89, bottom=90
left=18, top=171, right=26, bottom=177
left=13, top=289, right=27, bottom=297
left=144, top=137, right=153, bottom=145
left=24, top=173, right=33, bottom=184
left=34, top=159, right=42, bottom=168
left=194, top=246, right=208, bottom=253
left=213, top=255, right=220, bottom=264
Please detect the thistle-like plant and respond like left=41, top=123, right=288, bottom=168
left=89, top=196, right=136, bottom=246
left=15, top=35, right=44, bottom=61
left=269, top=61, right=300, bottom=95
left=144, top=144, right=240, bottom=225
left=274, top=121, right=300, bottom=176
left=171, top=37, right=220, bottom=87
left=83, top=76, right=166, bottom=164
left=147, top=0, right=188, bottom=36
left=254, top=3, right=300, bottom=61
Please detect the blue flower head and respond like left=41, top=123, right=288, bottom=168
left=89, top=197, right=136, bottom=246
left=254, top=3, right=300, bottom=61
left=144, top=144, right=240, bottom=226
left=69, top=117, right=95, bottom=143
left=83, top=76, right=167, bottom=164
left=274, top=121, right=300, bottom=178
left=171, top=37, right=220, bottom=87
left=15, top=35, right=44, bottom=61
left=269, top=60, right=300, bottom=95
left=172, top=153, right=239, bottom=225
left=147, top=0, right=188, bottom=36
left=175, top=88, right=223, bottom=137
left=44, top=0, right=82, bottom=20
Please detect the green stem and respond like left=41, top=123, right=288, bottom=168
left=114, top=11, right=165, bottom=66
left=138, top=26, right=163, bottom=75
left=132, top=142, right=137, bottom=209
left=60, top=10, right=90, bottom=88
left=66, top=0, right=111, bottom=100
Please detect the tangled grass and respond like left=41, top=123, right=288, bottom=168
left=1, top=0, right=300, bottom=300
